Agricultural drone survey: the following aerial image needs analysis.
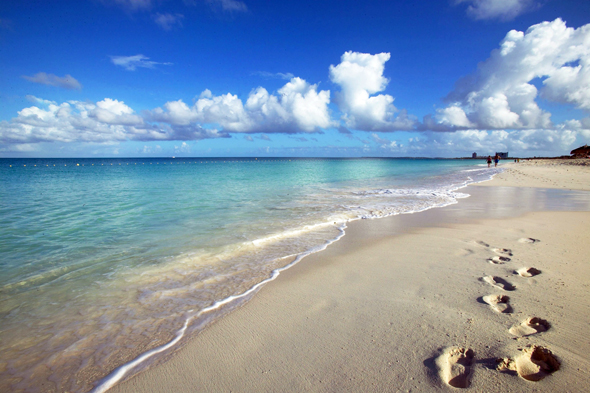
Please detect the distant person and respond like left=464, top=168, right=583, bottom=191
left=494, top=154, right=500, bottom=167
left=487, top=155, right=492, bottom=168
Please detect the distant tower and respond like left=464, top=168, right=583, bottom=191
left=472, top=152, right=477, bottom=158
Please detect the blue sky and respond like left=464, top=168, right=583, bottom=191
left=1, top=0, right=589, bottom=158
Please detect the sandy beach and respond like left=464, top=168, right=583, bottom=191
left=109, top=159, right=590, bottom=392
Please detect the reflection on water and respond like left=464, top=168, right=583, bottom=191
left=355, top=185, right=590, bottom=239
left=450, top=186, right=590, bottom=219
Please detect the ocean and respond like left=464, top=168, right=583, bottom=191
left=0, top=157, right=500, bottom=392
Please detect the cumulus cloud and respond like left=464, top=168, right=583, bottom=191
left=153, top=13, right=184, bottom=30
left=329, top=51, right=417, bottom=132
left=91, top=98, right=144, bottom=125
left=22, top=72, right=82, bottom=90
left=148, top=77, right=331, bottom=133
left=435, top=19, right=590, bottom=131
left=1, top=75, right=331, bottom=147
left=454, top=0, right=539, bottom=21
left=404, top=128, right=582, bottom=157
left=0, top=98, right=228, bottom=145
left=110, top=54, right=172, bottom=71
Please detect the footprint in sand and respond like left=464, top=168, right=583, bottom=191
left=497, top=345, right=560, bottom=381
left=436, top=347, right=474, bottom=388
left=493, top=248, right=513, bottom=256
left=509, top=317, right=550, bottom=337
left=476, top=240, right=490, bottom=247
left=482, top=294, right=512, bottom=313
left=482, top=276, right=516, bottom=291
left=516, top=267, right=541, bottom=277
left=488, top=256, right=511, bottom=264
left=518, top=238, right=541, bottom=244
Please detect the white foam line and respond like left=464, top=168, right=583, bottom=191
left=92, top=166, right=501, bottom=393
left=91, top=223, right=347, bottom=393
left=353, top=168, right=503, bottom=221
left=252, top=221, right=335, bottom=246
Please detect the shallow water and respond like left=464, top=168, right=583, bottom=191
left=0, top=157, right=499, bottom=392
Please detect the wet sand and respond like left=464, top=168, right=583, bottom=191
left=109, top=160, right=590, bottom=392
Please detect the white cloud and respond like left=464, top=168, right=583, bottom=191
left=329, top=51, right=416, bottom=132
left=92, top=98, right=144, bottom=125
left=197, top=92, right=252, bottom=131
left=437, top=19, right=590, bottom=130
left=153, top=13, right=184, bottom=30
left=22, top=72, right=82, bottom=90
left=149, top=77, right=331, bottom=133
left=370, top=133, right=400, bottom=150
left=255, top=71, right=295, bottom=80
left=110, top=54, right=172, bottom=71
left=174, top=141, right=191, bottom=154
left=2, top=74, right=331, bottom=149
left=454, top=0, right=538, bottom=21
left=404, top=128, right=582, bottom=157
left=0, top=143, right=38, bottom=153
left=141, top=144, right=162, bottom=154
left=26, top=95, right=56, bottom=105
left=0, top=98, right=228, bottom=145
left=436, top=105, right=475, bottom=128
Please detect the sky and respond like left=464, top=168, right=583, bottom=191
left=1, top=0, right=589, bottom=158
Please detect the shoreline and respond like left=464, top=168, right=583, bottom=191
left=109, top=161, right=590, bottom=392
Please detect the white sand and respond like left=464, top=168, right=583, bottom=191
left=109, top=160, right=590, bottom=392
left=480, top=159, right=590, bottom=191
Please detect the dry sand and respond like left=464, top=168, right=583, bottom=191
left=109, top=160, right=590, bottom=392
left=480, top=158, right=590, bottom=191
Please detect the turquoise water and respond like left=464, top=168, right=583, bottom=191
left=0, top=157, right=499, bottom=392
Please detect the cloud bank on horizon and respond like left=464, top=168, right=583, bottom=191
left=1, top=0, right=589, bottom=157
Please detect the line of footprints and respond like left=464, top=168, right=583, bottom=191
left=438, top=238, right=560, bottom=388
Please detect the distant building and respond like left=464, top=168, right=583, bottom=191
left=496, top=152, right=509, bottom=159
left=472, top=152, right=477, bottom=158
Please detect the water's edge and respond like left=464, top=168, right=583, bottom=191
left=90, top=169, right=502, bottom=393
